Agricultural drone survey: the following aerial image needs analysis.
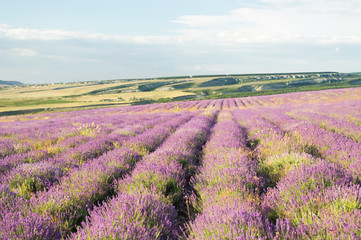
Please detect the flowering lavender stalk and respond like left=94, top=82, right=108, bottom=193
left=0, top=138, right=15, bottom=158
left=1, top=113, right=181, bottom=201
left=0, top=117, right=152, bottom=191
left=0, top=185, right=61, bottom=239
left=188, top=200, right=272, bottom=240
left=49, top=134, right=115, bottom=169
left=4, top=162, right=63, bottom=199
left=0, top=149, right=50, bottom=182
left=0, top=106, right=158, bottom=160
left=70, top=191, right=179, bottom=240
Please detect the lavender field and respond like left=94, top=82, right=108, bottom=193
left=1, top=87, right=361, bottom=239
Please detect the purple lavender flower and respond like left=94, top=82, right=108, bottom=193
left=264, top=160, right=356, bottom=234
left=70, top=192, right=179, bottom=240
left=0, top=185, right=61, bottom=239
left=188, top=199, right=273, bottom=240
left=32, top=148, right=141, bottom=234
left=5, top=162, right=63, bottom=199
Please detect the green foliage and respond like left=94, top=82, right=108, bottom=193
left=76, top=122, right=100, bottom=137
left=86, top=84, right=135, bottom=95
left=259, top=152, right=314, bottom=187
left=156, top=97, right=172, bottom=103
left=190, top=78, right=361, bottom=100
left=0, top=98, right=74, bottom=107
left=197, top=78, right=240, bottom=88
left=138, top=81, right=174, bottom=92
left=123, top=172, right=183, bottom=206
left=171, top=82, right=195, bottom=89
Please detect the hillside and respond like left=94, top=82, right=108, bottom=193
left=0, top=80, right=24, bottom=86
left=0, top=71, right=361, bottom=116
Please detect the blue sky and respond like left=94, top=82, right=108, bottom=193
left=1, top=0, right=361, bottom=84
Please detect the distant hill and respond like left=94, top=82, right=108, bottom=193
left=0, top=80, right=24, bottom=86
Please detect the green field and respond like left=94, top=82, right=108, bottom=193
left=1, top=71, right=361, bottom=116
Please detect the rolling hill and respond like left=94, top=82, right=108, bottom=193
left=0, top=80, right=24, bottom=86
left=1, top=71, right=361, bottom=116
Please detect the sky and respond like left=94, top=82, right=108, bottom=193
left=1, top=0, right=361, bottom=84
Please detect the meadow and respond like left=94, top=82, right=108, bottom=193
left=1, top=87, right=361, bottom=239
left=1, top=71, right=360, bottom=116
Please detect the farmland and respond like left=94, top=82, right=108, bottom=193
left=1, top=71, right=361, bottom=116
left=1, top=87, right=361, bottom=239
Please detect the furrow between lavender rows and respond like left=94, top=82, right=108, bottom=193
left=233, top=109, right=318, bottom=189
left=70, top=111, right=217, bottom=240
left=0, top=112, right=194, bottom=239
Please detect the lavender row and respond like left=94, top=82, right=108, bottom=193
left=0, top=109, right=156, bottom=159
left=261, top=108, right=361, bottom=180
left=290, top=108, right=361, bottom=143
left=0, top=150, right=51, bottom=184
left=0, top=133, right=113, bottom=186
left=71, top=112, right=216, bottom=239
left=187, top=111, right=270, bottom=239
left=0, top=185, right=61, bottom=239
left=263, top=159, right=361, bottom=239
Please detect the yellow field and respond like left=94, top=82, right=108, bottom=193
left=0, top=79, right=198, bottom=114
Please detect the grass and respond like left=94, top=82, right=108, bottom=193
left=0, top=98, right=75, bottom=107
left=194, top=80, right=361, bottom=100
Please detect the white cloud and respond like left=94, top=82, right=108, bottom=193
left=13, top=48, right=37, bottom=56
left=171, top=14, right=236, bottom=27
left=171, top=0, right=361, bottom=45
left=261, top=0, right=361, bottom=13
left=0, top=24, right=171, bottom=44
